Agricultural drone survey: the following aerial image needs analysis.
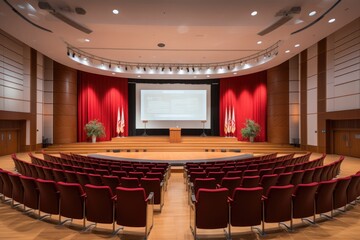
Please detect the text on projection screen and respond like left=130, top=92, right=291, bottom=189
left=141, top=90, right=207, bottom=121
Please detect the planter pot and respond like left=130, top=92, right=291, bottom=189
left=249, top=136, right=254, bottom=143
left=92, top=135, right=97, bottom=143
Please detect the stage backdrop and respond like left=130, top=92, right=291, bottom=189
left=220, top=71, right=267, bottom=141
left=77, top=72, right=128, bottom=142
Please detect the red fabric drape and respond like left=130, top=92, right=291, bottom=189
left=220, top=71, right=267, bottom=141
left=77, top=71, right=128, bottom=142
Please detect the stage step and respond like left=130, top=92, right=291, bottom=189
left=40, top=136, right=305, bottom=155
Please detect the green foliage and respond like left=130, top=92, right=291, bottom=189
left=241, top=119, right=260, bottom=138
left=84, top=119, right=106, bottom=138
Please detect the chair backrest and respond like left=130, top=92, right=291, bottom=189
left=333, top=177, right=351, bottom=209
left=276, top=172, right=293, bottom=186
left=207, top=171, right=225, bottom=184
left=230, top=187, right=263, bottom=227
left=193, top=178, right=217, bottom=196
left=146, top=172, right=163, bottom=182
left=260, top=174, right=278, bottom=195
left=0, top=169, right=13, bottom=198
left=76, top=172, right=90, bottom=188
left=64, top=170, right=79, bottom=183
left=111, top=170, right=128, bottom=179
left=315, top=179, right=337, bottom=214
left=88, top=173, right=103, bottom=186
left=140, top=177, right=162, bottom=204
left=42, top=166, right=55, bottom=181
left=36, top=179, right=59, bottom=214
left=225, top=170, right=242, bottom=178
left=259, top=168, right=273, bottom=178
left=320, top=165, right=332, bottom=181
left=290, top=170, right=305, bottom=187
left=243, top=169, right=259, bottom=177
left=102, top=175, right=120, bottom=194
left=128, top=171, right=145, bottom=180
left=53, top=169, right=67, bottom=182
left=195, top=188, right=229, bottom=229
left=120, top=177, right=140, bottom=188
left=95, top=169, right=110, bottom=176
left=57, top=182, right=85, bottom=219
left=84, top=184, right=115, bottom=224
left=219, top=177, right=241, bottom=197
left=302, top=168, right=315, bottom=184
left=20, top=175, right=39, bottom=210
left=273, top=167, right=285, bottom=175
left=189, top=172, right=207, bottom=183
left=8, top=172, right=24, bottom=204
left=347, top=173, right=360, bottom=204
left=292, top=183, right=319, bottom=219
left=116, top=187, right=147, bottom=227
left=241, top=176, right=260, bottom=188
left=263, top=185, right=294, bottom=223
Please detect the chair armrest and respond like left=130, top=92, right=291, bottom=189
left=146, top=192, right=154, bottom=202
left=216, top=184, right=221, bottom=188
left=111, top=195, right=117, bottom=201
left=160, top=181, right=164, bottom=187
left=191, top=193, right=197, bottom=203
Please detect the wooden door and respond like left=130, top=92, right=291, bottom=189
left=0, top=131, right=6, bottom=156
left=6, top=130, right=18, bottom=155
left=333, top=130, right=350, bottom=156
left=349, top=131, right=360, bottom=158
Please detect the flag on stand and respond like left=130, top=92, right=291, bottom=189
left=231, top=107, right=236, bottom=135
left=116, top=107, right=121, bottom=136
left=120, top=107, right=125, bottom=135
left=224, top=107, right=228, bottom=136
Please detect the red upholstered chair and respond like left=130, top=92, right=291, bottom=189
left=111, top=170, right=128, bottom=179
left=312, top=166, right=323, bottom=183
left=243, top=169, right=259, bottom=177
left=262, top=185, right=294, bottom=234
left=259, top=168, right=273, bottom=179
left=190, top=188, right=229, bottom=240
left=76, top=172, right=90, bottom=188
left=63, top=170, right=79, bottom=183
left=42, top=166, right=55, bottom=181
left=225, top=170, right=242, bottom=178
left=207, top=171, right=225, bottom=184
left=205, top=167, right=221, bottom=174
left=229, top=187, right=263, bottom=236
left=84, top=184, right=117, bottom=232
left=315, top=179, right=337, bottom=219
left=57, top=182, right=86, bottom=227
left=136, top=167, right=150, bottom=175
left=27, top=164, right=39, bottom=178
left=20, top=175, right=39, bottom=212
left=192, top=178, right=217, bottom=197
left=284, top=165, right=295, bottom=173
left=53, top=169, right=67, bottom=182
left=36, top=179, right=60, bottom=219
left=273, top=167, right=285, bottom=175
left=347, top=173, right=360, bottom=205
left=35, top=166, right=46, bottom=179
left=302, top=168, right=315, bottom=184
left=222, top=166, right=236, bottom=173
left=276, top=172, right=293, bottom=186
left=115, top=187, right=154, bottom=239
left=292, top=183, right=319, bottom=224
left=218, top=177, right=241, bottom=198
left=0, top=169, right=13, bottom=202
left=140, top=177, right=165, bottom=211
left=320, top=165, right=332, bottom=181
left=8, top=173, right=24, bottom=207
left=120, top=177, right=140, bottom=188
left=128, top=171, right=145, bottom=180
left=95, top=168, right=110, bottom=176
left=241, top=176, right=260, bottom=188
left=259, top=174, right=278, bottom=195
left=290, top=170, right=305, bottom=187
left=333, top=177, right=351, bottom=212
left=88, top=173, right=103, bottom=186
left=102, top=175, right=120, bottom=194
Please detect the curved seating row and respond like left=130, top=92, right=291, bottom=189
left=190, top=172, right=360, bottom=239
left=0, top=168, right=154, bottom=238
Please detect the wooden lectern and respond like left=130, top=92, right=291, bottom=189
left=169, top=128, right=181, bottom=143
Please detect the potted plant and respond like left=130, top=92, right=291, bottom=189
left=241, top=119, right=260, bottom=142
left=84, top=119, right=106, bottom=143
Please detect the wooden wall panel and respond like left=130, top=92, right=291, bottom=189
left=53, top=62, right=77, bottom=144
left=300, top=51, right=308, bottom=149
left=267, top=61, right=289, bottom=144
left=318, top=39, right=327, bottom=152
left=29, top=48, right=37, bottom=150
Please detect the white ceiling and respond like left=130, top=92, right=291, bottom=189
left=0, top=0, right=359, bottom=79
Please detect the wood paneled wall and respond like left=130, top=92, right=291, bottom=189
left=267, top=61, right=289, bottom=144
left=300, top=50, right=308, bottom=150
left=318, top=39, right=327, bottom=153
left=53, top=62, right=77, bottom=144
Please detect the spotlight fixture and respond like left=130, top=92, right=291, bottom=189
left=143, top=67, right=146, bottom=71
left=125, top=66, right=128, bottom=71
left=67, top=49, right=70, bottom=56
left=72, top=52, right=75, bottom=58
left=109, top=63, right=111, bottom=68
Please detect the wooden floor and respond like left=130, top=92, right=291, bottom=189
left=0, top=152, right=360, bottom=240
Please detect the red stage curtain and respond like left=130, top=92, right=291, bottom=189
left=77, top=72, right=128, bottom=142
left=220, top=71, right=267, bottom=141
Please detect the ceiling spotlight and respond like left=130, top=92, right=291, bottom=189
left=112, top=9, right=119, bottom=15
left=192, top=67, right=195, bottom=72
left=251, top=11, right=258, bottom=16
left=143, top=67, right=146, bottom=71
left=257, top=41, right=262, bottom=45
left=162, top=67, right=165, bottom=71
left=186, top=67, right=189, bottom=72
left=109, top=63, right=111, bottom=68
left=84, top=38, right=90, bottom=42
left=125, top=66, right=128, bottom=71
left=285, top=50, right=290, bottom=53
left=309, top=11, right=316, bottom=16
left=295, top=44, right=300, bottom=48
left=72, top=52, right=75, bottom=58
left=67, top=49, right=70, bottom=56
left=328, top=18, right=335, bottom=23
left=227, top=65, right=231, bottom=70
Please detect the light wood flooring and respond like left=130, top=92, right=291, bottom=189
left=0, top=152, right=359, bottom=240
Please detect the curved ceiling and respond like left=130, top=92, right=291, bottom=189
left=0, top=0, right=359, bottom=79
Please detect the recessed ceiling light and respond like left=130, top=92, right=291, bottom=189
left=157, top=43, right=165, bottom=48
left=328, top=18, right=336, bottom=23
left=251, top=11, right=258, bottom=16
left=295, top=44, right=300, bottom=48
left=112, top=72, right=115, bottom=75
left=233, top=72, right=237, bottom=75
left=257, top=41, right=262, bottom=45
left=309, top=11, right=316, bottom=16
left=285, top=50, right=290, bottom=53
left=112, top=9, right=119, bottom=15
left=84, top=38, right=90, bottom=42
left=206, top=75, right=210, bottom=78
left=137, top=75, right=141, bottom=78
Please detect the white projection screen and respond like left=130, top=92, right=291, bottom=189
left=136, top=84, right=211, bottom=129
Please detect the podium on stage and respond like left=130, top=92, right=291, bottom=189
left=169, top=128, right=181, bottom=143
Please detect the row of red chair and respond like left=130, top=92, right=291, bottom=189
left=190, top=171, right=360, bottom=239
left=0, top=168, right=154, bottom=238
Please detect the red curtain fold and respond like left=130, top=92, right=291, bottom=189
left=220, top=71, right=267, bottom=141
left=77, top=71, right=128, bottom=142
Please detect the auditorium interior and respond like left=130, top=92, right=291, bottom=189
left=0, top=0, right=360, bottom=239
